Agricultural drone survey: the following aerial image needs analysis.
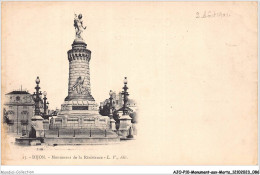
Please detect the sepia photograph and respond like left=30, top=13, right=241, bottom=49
left=0, top=1, right=258, bottom=173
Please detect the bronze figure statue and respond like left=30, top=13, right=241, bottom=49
left=74, top=13, right=86, bottom=40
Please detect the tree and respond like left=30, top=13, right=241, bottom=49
left=129, top=112, right=138, bottom=123
left=99, top=103, right=110, bottom=116
left=3, top=108, right=7, bottom=123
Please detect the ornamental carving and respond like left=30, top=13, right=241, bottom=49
left=71, top=76, right=90, bottom=95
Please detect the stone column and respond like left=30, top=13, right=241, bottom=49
left=43, top=119, right=49, bottom=130
left=66, top=40, right=95, bottom=102
left=109, top=112, right=116, bottom=131
left=110, top=118, right=116, bottom=131
left=119, top=113, right=132, bottom=138
left=31, top=115, right=44, bottom=138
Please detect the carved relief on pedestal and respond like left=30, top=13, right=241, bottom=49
left=70, top=76, right=90, bottom=95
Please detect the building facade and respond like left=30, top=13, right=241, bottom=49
left=3, top=91, right=34, bottom=135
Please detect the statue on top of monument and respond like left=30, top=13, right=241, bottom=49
left=74, top=13, right=86, bottom=40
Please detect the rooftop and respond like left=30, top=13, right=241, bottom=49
left=6, top=90, right=31, bottom=95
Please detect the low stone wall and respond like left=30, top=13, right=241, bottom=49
left=44, top=137, right=120, bottom=145
left=44, top=128, right=117, bottom=138
left=15, top=138, right=43, bottom=146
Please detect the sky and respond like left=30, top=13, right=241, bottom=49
left=2, top=1, right=258, bottom=165
left=2, top=2, right=151, bottom=109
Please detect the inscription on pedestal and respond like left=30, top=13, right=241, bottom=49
left=72, top=106, right=88, bottom=110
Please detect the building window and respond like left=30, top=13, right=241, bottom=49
left=21, top=111, right=28, bottom=120
left=16, top=96, right=20, bottom=101
left=7, top=110, right=15, bottom=115
left=21, top=111, right=28, bottom=115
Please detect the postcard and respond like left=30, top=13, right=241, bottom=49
left=1, top=1, right=258, bottom=165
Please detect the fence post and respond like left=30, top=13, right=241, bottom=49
left=58, top=129, right=59, bottom=137
left=73, top=130, right=75, bottom=137
left=105, top=129, right=107, bottom=137
left=90, top=128, right=91, bottom=137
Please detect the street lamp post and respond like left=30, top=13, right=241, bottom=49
left=108, top=90, right=116, bottom=131
left=43, top=91, right=47, bottom=115
left=33, top=76, right=42, bottom=116
left=119, top=77, right=133, bottom=138
left=109, top=90, right=113, bottom=118
left=121, top=77, right=129, bottom=115
left=46, top=101, right=49, bottom=114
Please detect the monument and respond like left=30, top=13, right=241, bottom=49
left=15, top=13, right=120, bottom=146
left=53, top=14, right=109, bottom=129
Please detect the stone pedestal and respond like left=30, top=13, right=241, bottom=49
left=119, top=113, right=132, bottom=138
left=43, top=119, right=49, bottom=130
left=110, top=118, right=116, bottom=131
left=31, top=115, right=44, bottom=138
left=97, top=115, right=110, bottom=129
